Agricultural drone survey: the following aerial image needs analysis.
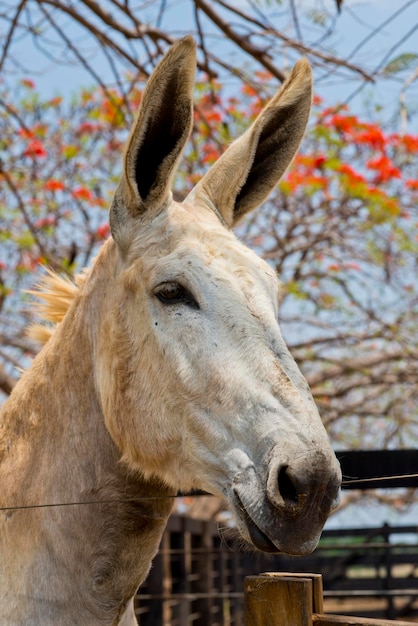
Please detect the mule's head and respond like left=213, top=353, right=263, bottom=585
left=97, top=36, right=341, bottom=556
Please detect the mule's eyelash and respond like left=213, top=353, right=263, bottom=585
left=155, top=282, right=200, bottom=309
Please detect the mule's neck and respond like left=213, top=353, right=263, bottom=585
left=0, top=240, right=173, bottom=625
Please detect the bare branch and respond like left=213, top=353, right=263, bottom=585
left=0, top=363, right=15, bottom=396
left=0, top=163, right=55, bottom=266
left=39, top=0, right=148, bottom=70
left=0, top=0, right=27, bottom=73
left=307, top=348, right=417, bottom=387
left=207, top=0, right=374, bottom=82
left=195, top=0, right=287, bottom=82
left=289, top=0, right=303, bottom=43
left=346, top=0, right=418, bottom=62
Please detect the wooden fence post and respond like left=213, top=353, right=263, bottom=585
left=245, top=575, right=313, bottom=626
left=262, top=573, right=325, bottom=614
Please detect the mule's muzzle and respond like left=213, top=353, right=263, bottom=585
left=232, top=447, right=341, bottom=556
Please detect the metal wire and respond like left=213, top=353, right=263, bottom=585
left=1, top=473, right=417, bottom=512
left=0, top=496, right=178, bottom=512
left=341, top=473, right=418, bottom=486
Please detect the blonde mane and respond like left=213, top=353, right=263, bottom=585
left=27, top=269, right=88, bottom=345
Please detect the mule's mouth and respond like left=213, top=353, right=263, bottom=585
left=234, top=491, right=281, bottom=553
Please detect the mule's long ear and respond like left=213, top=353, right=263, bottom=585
left=110, top=36, right=196, bottom=245
left=187, top=58, right=312, bottom=227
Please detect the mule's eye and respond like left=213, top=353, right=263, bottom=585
left=155, top=282, right=199, bottom=309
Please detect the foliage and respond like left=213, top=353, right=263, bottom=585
left=0, top=1, right=417, bottom=122
left=244, top=98, right=418, bottom=449
left=1, top=72, right=417, bottom=456
left=0, top=81, right=135, bottom=390
left=1, top=2, right=418, bottom=520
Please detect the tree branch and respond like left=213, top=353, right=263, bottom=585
left=0, top=0, right=27, bottom=73
left=0, top=363, right=15, bottom=395
left=208, top=0, right=374, bottom=82
left=195, top=0, right=287, bottom=82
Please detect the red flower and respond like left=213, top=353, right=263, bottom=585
left=367, top=155, right=401, bottom=182
left=356, top=127, right=386, bottom=150
left=346, top=262, right=361, bottom=271
left=96, top=223, right=110, bottom=239
left=34, top=216, right=56, bottom=229
left=327, top=114, right=359, bottom=135
left=241, top=84, right=258, bottom=98
left=313, top=155, right=326, bottom=169
left=72, top=186, right=93, bottom=201
left=21, top=78, right=35, bottom=89
left=337, top=163, right=366, bottom=184
left=307, top=175, right=328, bottom=189
left=44, top=179, right=65, bottom=192
left=77, top=122, right=100, bottom=135
left=400, top=135, right=418, bottom=152
left=49, top=96, right=63, bottom=107
left=18, top=128, right=34, bottom=139
left=202, top=144, right=220, bottom=165
left=23, top=139, right=47, bottom=158
left=254, top=70, right=273, bottom=81
left=406, top=179, right=418, bottom=190
left=283, top=169, right=305, bottom=191
left=205, top=110, right=222, bottom=123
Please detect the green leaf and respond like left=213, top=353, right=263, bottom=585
left=285, top=281, right=308, bottom=300
left=0, top=230, right=11, bottom=242
left=306, top=9, right=328, bottom=27
left=62, top=144, right=79, bottom=159
left=382, top=53, right=418, bottom=75
left=252, top=0, right=282, bottom=6
left=15, top=231, right=36, bottom=248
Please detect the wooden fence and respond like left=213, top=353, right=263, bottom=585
left=135, top=516, right=418, bottom=624
left=136, top=515, right=252, bottom=625
left=275, top=523, right=418, bottom=620
left=245, top=573, right=417, bottom=626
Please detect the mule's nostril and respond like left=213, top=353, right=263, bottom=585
left=278, top=465, right=299, bottom=505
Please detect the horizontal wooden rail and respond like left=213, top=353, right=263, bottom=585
left=313, top=616, right=417, bottom=626
left=136, top=518, right=418, bottom=624
left=244, top=573, right=417, bottom=626
left=324, top=589, right=418, bottom=597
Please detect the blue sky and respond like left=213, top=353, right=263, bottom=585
left=6, top=0, right=417, bottom=130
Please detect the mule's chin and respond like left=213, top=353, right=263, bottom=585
left=231, top=490, right=279, bottom=553
left=245, top=517, right=281, bottom=553
left=231, top=489, right=322, bottom=557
